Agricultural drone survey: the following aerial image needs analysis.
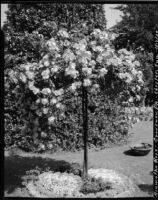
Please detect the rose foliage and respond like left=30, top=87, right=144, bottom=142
left=5, top=25, right=144, bottom=152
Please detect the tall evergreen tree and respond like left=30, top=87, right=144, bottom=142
left=111, top=4, right=157, bottom=105
left=112, top=4, right=158, bottom=52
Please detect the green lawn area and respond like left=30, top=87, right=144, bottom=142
left=4, top=121, right=153, bottom=197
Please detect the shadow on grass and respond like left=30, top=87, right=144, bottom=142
left=123, top=150, right=141, bottom=156
left=138, top=184, right=153, bottom=196
left=123, top=150, right=150, bottom=157
left=4, top=155, right=72, bottom=194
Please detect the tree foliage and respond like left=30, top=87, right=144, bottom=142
left=111, top=4, right=157, bottom=105
left=6, top=27, right=144, bottom=153
left=112, top=4, right=158, bottom=51
left=3, top=3, right=106, bottom=67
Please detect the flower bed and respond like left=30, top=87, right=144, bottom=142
left=25, top=168, right=139, bottom=198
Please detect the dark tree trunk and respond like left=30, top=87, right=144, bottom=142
left=82, top=85, right=88, bottom=179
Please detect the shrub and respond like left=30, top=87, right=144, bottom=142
left=80, top=176, right=112, bottom=194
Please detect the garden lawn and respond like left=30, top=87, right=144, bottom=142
left=4, top=121, right=153, bottom=197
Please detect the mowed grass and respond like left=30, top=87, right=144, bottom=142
left=4, top=121, right=153, bottom=197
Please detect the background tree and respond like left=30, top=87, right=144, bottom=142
left=111, top=4, right=158, bottom=106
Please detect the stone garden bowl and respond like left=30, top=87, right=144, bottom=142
left=130, top=143, right=152, bottom=156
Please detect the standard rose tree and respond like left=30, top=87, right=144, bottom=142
left=9, top=26, right=144, bottom=178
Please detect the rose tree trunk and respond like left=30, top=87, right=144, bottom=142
left=82, top=85, right=88, bottom=179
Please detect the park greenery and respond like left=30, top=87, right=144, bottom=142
left=4, top=3, right=154, bottom=180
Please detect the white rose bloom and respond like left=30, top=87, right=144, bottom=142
left=48, top=116, right=55, bottom=124
left=92, top=29, right=102, bottom=38
left=36, top=110, right=42, bottom=116
left=29, top=85, right=40, bottom=95
left=51, top=66, right=58, bottom=73
left=125, top=59, right=133, bottom=66
left=75, top=81, right=82, bottom=88
left=58, top=29, right=69, bottom=38
left=70, top=70, right=79, bottom=79
left=92, top=46, right=104, bottom=52
left=44, top=60, right=50, bottom=67
left=54, top=88, right=64, bottom=96
left=137, top=71, right=143, bottom=77
left=41, top=69, right=50, bottom=80
left=126, top=76, right=133, bottom=83
left=28, top=81, right=34, bottom=87
left=20, top=73, right=27, bottom=83
left=41, top=88, right=51, bottom=95
left=128, top=97, right=133, bottom=103
left=32, top=87, right=40, bottom=95
left=131, top=68, right=137, bottom=76
left=99, top=68, right=108, bottom=76
left=65, top=68, right=78, bottom=78
left=82, top=67, right=88, bottom=74
left=50, top=98, right=57, bottom=105
left=26, top=71, right=34, bottom=80
left=63, top=49, right=76, bottom=62
left=69, top=83, right=77, bottom=92
left=39, top=63, right=44, bottom=68
left=138, top=78, right=144, bottom=85
left=22, top=63, right=31, bottom=71
left=46, top=38, right=59, bottom=51
left=56, top=103, right=62, bottom=108
left=43, top=54, right=49, bottom=60
left=36, top=99, right=41, bottom=104
left=93, top=84, right=100, bottom=89
left=136, top=118, right=140, bottom=123
left=41, top=132, right=47, bottom=138
left=134, top=61, right=140, bottom=67
left=43, top=108, right=49, bottom=114
left=89, top=60, right=96, bottom=67
left=136, top=85, right=141, bottom=91
left=96, top=55, right=103, bottom=63
left=83, top=79, right=91, bottom=87
left=69, top=62, right=76, bottom=70
left=136, top=95, right=141, bottom=101
left=41, top=98, right=49, bottom=105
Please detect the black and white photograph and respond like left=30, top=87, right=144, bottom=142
left=1, top=0, right=157, bottom=198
